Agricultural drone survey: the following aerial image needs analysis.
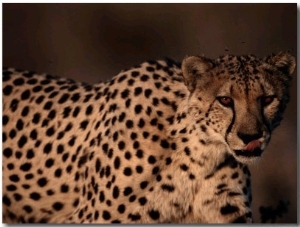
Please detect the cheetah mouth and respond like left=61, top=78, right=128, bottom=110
left=234, top=148, right=263, bottom=157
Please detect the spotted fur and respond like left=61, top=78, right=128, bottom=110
left=2, top=52, right=295, bottom=223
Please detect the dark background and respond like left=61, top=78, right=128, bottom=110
left=3, top=3, right=297, bottom=223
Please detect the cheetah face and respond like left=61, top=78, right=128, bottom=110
left=182, top=52, right=295, bottom=164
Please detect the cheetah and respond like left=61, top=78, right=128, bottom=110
left=2, top=51, right=296, bottom=223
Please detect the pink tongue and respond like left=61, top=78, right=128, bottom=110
left=245, top=140, right=261, bottom=152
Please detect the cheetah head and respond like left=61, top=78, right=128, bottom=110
left=182, top=52, right=296, bottom=164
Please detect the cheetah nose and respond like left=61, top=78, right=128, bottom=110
left=245, top=140, right=261, bottom=152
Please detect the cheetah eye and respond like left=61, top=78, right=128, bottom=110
left=261, top=95, right=275, bottom=106
left=217, top=96, right=233, bottom=107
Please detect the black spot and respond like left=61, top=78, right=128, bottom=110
left=43, top=143, right=52, bottom=154
left=3, top=133, right=7, bottom=143
left=126, top=120, right=134, bottom=129
left=99, top=191, right=105, bottom=202
left=40, top=79, right=51, bottom=85
left=135, top=165, right=143, bottom=173
left=21, top=106, right=29, bottom=117
left=133, top=141, right=140, bottom=149
left=3, top=115, right=9, bottom=125
left=32, top=113, right=40, bottom=124
left=9, top=129, right=16, bottom=139
left=25, top=173, right=34, bottom=180
left=123, top=167, right=132, bottom=176
left=23, top=205, right=33, bottom=213
left=111, top=219, right=121, bottom=223
left=138, top=197, right=147, bottom=206
left=118, top=112, right=126, bottom=122
left=220, top=204, right=239, bottom=215
left=231, top=172, right=239, bottom=179
left=21, top=89, right=30, bottom=100
left=118, top=141, right=125, bottom=150
left=47, top=109, right=56, bottom=119
left=127, top=78, right=135, bottom=86
left=144, top=89, right=152, bottom=98
left=156, top=175, right=162, bottom=182
left=37, top=177, right=48, bottom=187
left=128, top=213, right=141, bottom=221
left=13, top=77, right=25, bottom=86
left=102, top=210, right=111, bottom=220
left=121, top=89, right=130, bottom=99
left=61, top=184, right=69, bottom=193
left=35, top=95, right=45, bottom=104
left=142, top=131, right=149, bottom=138
left=3, top=85, right=13, bottom=96
left=30, top=192, right=41, bottom=200
left=52, top=202, right=64, bottom=211
left=43, top=101, right=53, bottom=110
left=152, top=135, right=159, bottom=142
left=13, top=193, right=22, bottom=201
left=125, top=151, right=131, bottom=160
left=44, top=85, right=55, bottom=93
left=45, top=158, right=54, bottom=168
left=113, top=186, right=119, bottom=199
left=118, top=204, right=126, bottom=214
left=161, top=184, right=175, bottom=192
left=152, top=166, right=159, bottom=175
left=160, top=139, right=169, bottom=149
left=180, top=164, right=189, bottom=171
left=46, top=127, right=55, bottom=137
left=118, top=74, right=127, bottom=82
left=71, top=93, right=80, bottom=102
left=136, top=149, right=143, bottom=158
left=131, top=71, right=139, bottom=77
left=148, top=155, right=156, bottom=164
left=10, top=99, right=19, bottom=112
left=63, top=107, right=72, bottom=118
left=140, top=74, right=150, bottom=81
left=134, top=104, right=143, bottom=114
left=18, top=135, right=27, bottom=148
left=9, top=174, right=20, bottom=182
left=6, top=185, right=17, bottom=191
left=134, top=87, right=143, bottom=96
left=20, top=163, right=31, bottom=172
left=129, top=195, right=136, bottom=202
left=130, top=132, right=137, bottom=140
left=152, top=98, right=159, bottom=106
left=201, top=125, right=207, bottom=132
left=165, top=157, right=172, bottom=165
left=85, top=105, right=93, bottom=115
left=22, top=184, right=31, bottom=189
left=58, top=93, right=70, bottom=104
left=7, top=163, right=14, bottom=170
left=68, top=137, right=76, bottom=147
left=114, top=156, right=121, bottom=170
left=148, top=209, right=160, bottom=220
left=32, top=85, right=42, bottom=92
left=140, top=181, right=148, bottom=189
left=3, top=147, right=13, bottom=158
left=15, top=151, right=22, bottom=159
left=154, top=82, right=162, bottom=89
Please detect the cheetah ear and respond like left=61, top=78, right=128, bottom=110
left=182, top=55, right=215, bottom=92
left=265, top=51, right=296, bottom=75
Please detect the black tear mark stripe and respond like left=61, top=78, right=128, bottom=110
left=148, top=209, right=160, bottom=220
left=225, top=99, right=235, bottom=144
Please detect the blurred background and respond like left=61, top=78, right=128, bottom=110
left=2, top=3, right=297, bottom=223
